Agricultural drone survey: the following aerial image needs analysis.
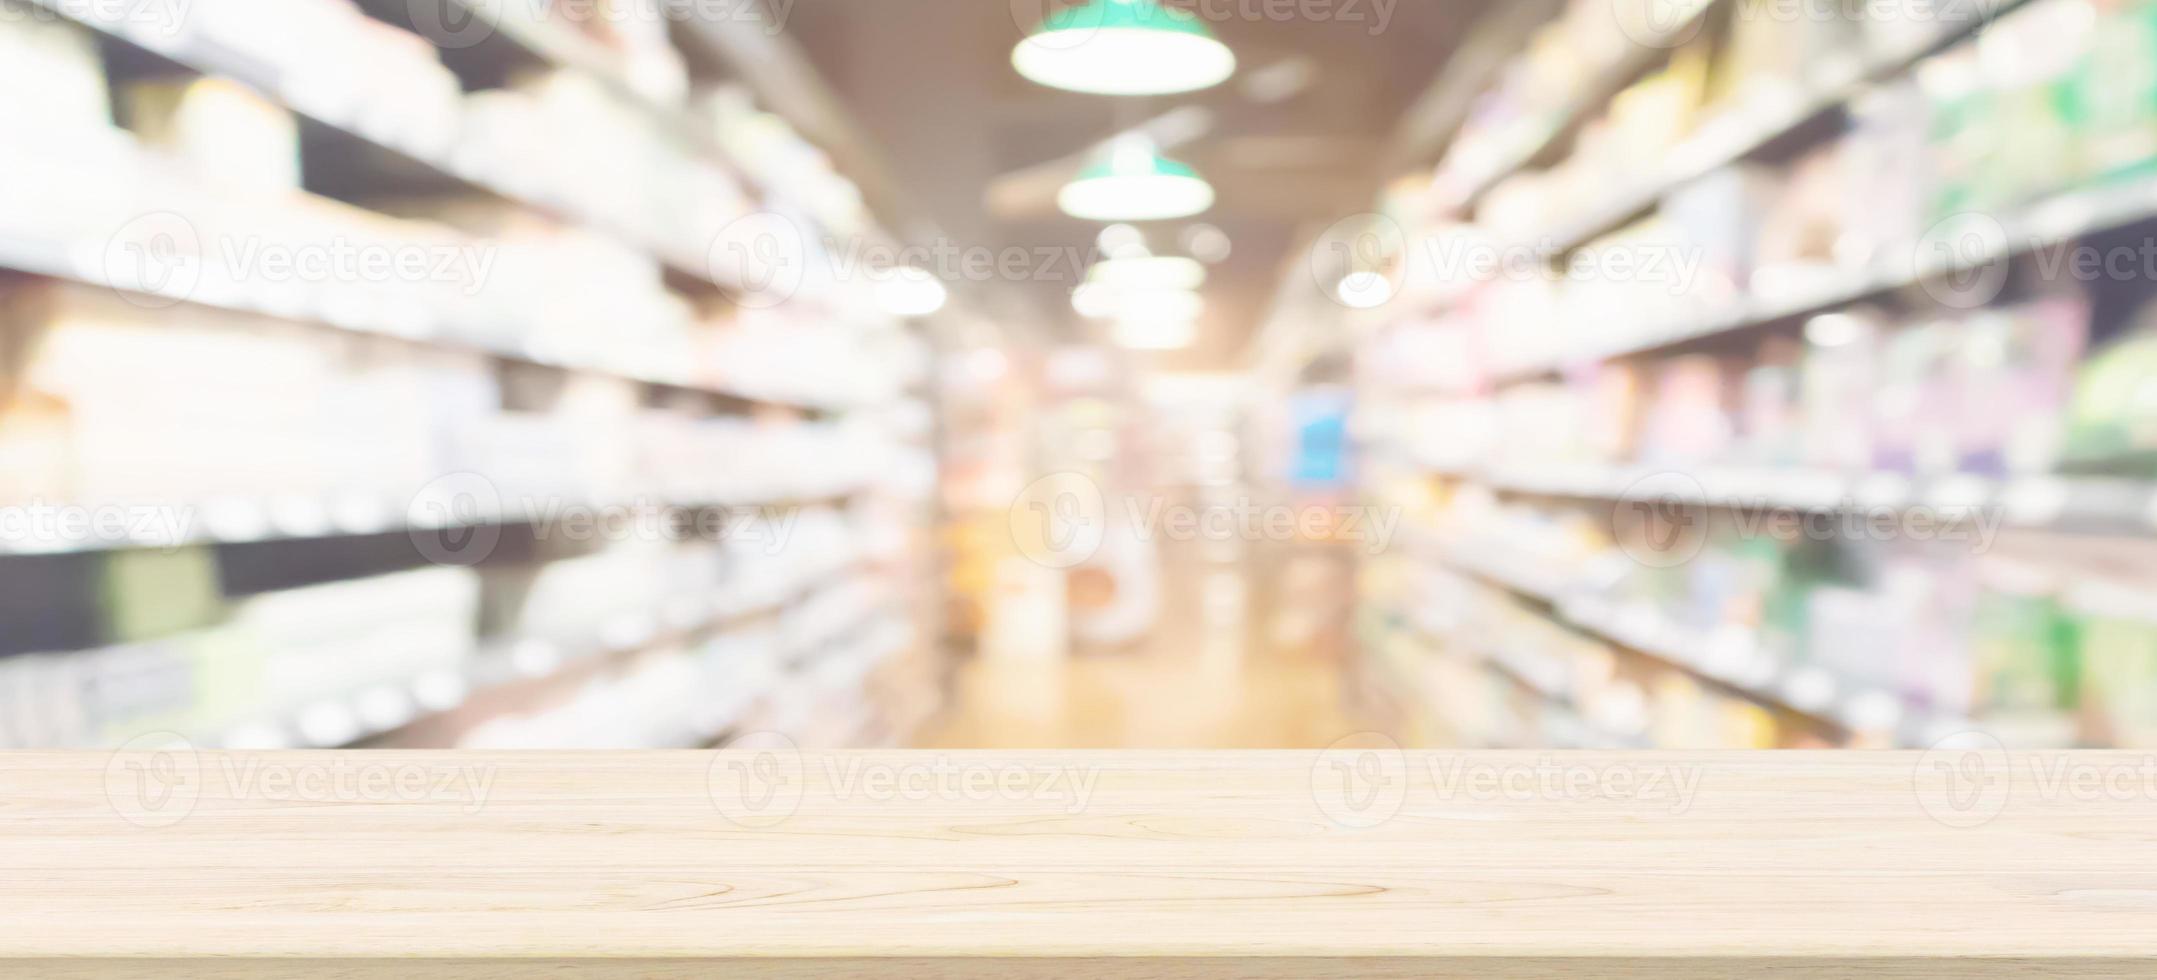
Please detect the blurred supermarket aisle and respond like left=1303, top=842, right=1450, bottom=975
left=916, top=544, right=1371, bottom=749
left=9, top=0, right=2157, bottom=755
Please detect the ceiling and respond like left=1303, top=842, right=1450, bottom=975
left=779, top=0, right=1492, bottom=367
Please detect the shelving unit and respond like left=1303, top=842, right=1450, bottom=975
left=0, top=0, right=946, bottom=751
left=1427, top=460, right=2157, bottom=535
left=1495, top=174, right=2157, bottom=380
left=28, top=0, right=731, bottom=283
left=1345, top=0, right=2157, bottom=751
left=224, top=560, right=854, bottom=750
left=1442, top=0, right=1723, bottom=210
left=1530, top=0, right=2035, bottom=254
left=0, top=489, right=866, bottom=557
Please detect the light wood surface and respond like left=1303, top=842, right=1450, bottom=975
left=5, top=749, right=2157, bottom=977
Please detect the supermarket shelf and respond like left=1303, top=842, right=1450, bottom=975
left=1401, top=613, right=1651, bottom=749
left=1537, top=0, right=2034, bottom=253
left=1446, top=0, right=1721, bottom=210
left=0, top=487, right=863, bottom=558
left=27, top=0, right=725, bottom=286
left=0, top=208, right=854, bottom=412
left=441, top=0, right=635, bottom=85
left=1421, top=538, right=1966, bottom=746
left=1494, top=174, right=2157, bottom=380
left=219, top=557, right=867, bottom=750
left=1429, top=461, right=2157, bottom=535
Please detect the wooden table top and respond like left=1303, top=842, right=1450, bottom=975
left=5, top=746, right=2157, bottom=977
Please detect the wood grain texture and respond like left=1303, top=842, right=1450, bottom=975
left=4, top=750, right=2157, bottom=977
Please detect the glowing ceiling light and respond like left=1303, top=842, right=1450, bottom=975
left=1058, top=140, right=1215, bottom=223
left=876, top=267, right=947, bottom=317
left=1012, top=0, right=1237, bottom=96
left=1112, top=317, right=1198, bottom=350
left=1072, top=282, right=1119, bottom=319
left=1335, top=271, right=1394, bottom=309
left=1088, top=255, right=1207, bottom=291
left=1097, top=223, right=1147, bottom=258
left=1112, top=287, right=1204, bottom=322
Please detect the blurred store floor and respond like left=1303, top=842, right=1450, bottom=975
left=915, top=546, right=1370, bottom=749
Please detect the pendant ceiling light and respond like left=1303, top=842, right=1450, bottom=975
left=1012, top=0, right=1237, bottom=96
left=1088, top=255, right=1207, bottom=291
left=1058, top=140, right=1216, bottom=222
left=1112, top=317, right=1198, bottom=350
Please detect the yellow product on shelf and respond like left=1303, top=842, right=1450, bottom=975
left=0, top=389, right=72, bottom=509
left=119, top=77, right=302, bottom=194
left=1718, top=697, right=1782, bottom=749
left=1649, top=672, right=1714, bottom=748
left=1606, top=42, right=1713, bottom=171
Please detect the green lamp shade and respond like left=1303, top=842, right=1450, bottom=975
left=1013, top=0, right=1237, bottom=96
left=1058, top=146, right=1216, bottom=222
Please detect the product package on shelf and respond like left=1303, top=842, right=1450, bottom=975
left=118, top=77, right=302, bottom=194
left=0, top=281, right=510, bottom=515
left=2064, top=295, right=2157, bottom=468
left=702, top=87, right=873, bottom=240
left=487, top=543, right=683, bottom=646
left=0, top=565, right=482, bottom=748
left=184, top=0, right=465, bottom=158
left=0, top=6, right=111, bottom=150
left=229, top=566, right=482, bottom=732
left=457, top=69, right=749, bottom=266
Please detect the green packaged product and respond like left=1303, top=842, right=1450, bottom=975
left=98, top=545, right=225, bottom=644
left=2071, top=581, right=2157, bottom=749
left=2071, top=0, right=2157, bottom=182
left=2064, top=329, right=2157, bottom=466
left=1971, top=564, right=2080, bottom=715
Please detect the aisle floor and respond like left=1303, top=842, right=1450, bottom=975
left=913, top=558, right=1374, bottom=749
